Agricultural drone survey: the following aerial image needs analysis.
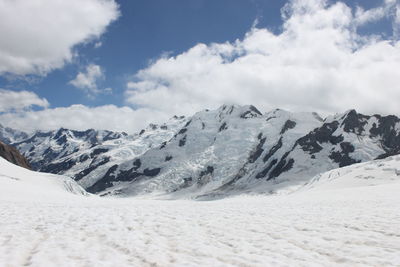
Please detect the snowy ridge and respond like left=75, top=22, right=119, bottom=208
left=0, top=123, right=28, bottom=144
left=2, top=104, right=400, bottom=198
left=301, top=154, right=400, bottom=191
left=0, top=157, right=87, bottom=202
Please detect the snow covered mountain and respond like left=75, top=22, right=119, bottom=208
left=2, top=104, right=400, bottom=198
left=7, top=116, right=187, bottom=190
left=0, top=123, right=29, bottom=144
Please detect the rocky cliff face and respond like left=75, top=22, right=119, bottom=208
left=0, top=141, right=31, bottom=169
left=2, top=105, right=400, bottom=198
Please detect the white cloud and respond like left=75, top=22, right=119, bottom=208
left=94, top=42, right=103, bottom=49
left=0, top=89, right=49, bottom=113
left=125, top=0, right=400, bottom=118
left=0, top=0, right=119, bottom=76
left=1, top=0, right=400, bottom=134
left=69, top=64, right=108, bottom=96
left=395, top=4, right=400, bottom=38
left=0, top=105, right=169, bottom=133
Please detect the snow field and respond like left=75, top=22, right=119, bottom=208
left=1, top=182, right=400, bottom=267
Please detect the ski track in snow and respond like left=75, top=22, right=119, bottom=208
left=1, top=184, right=400, bottom=267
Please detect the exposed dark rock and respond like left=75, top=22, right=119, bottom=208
left=329, top=154, right=359, bottom=168
left=56, top=135, right=67, bottom=145
left=139, top=129, right=145, bottom=135
left=0, top=141, right=31, bottom=169
left=165, top=155, right=173, bottom=161
left=182, top=177, right=193, bottom=188
left=268, top=152, right=294, bottom=180
left=240, top=105, right=262, bottom=119
left=54, top=128, right=66, bottom=140
left=90, top=148, right=109, bottom=158
left=249, top=105, right=262, bottom=115
left=376, top=149, right=400, bottom=160
left=256, top=159, right=278, bottom=179
left=179, top=135, right=187, bottom=147
left=87, top=165, right=135, bottom=193
left=340, top=142, right=355, bottom=153
left=103, top=132, right=125, bottom=141
left=263, top=137, right=283, bottom=163
left=219, top=122, right=228, bottom=132
left=198, top=166, right=214, bottom=186
left=160, top=141, right=167, bottom=149
left=79, top=154, right=90, bottom=163
left=40, top=159, right=76, bottom=174
left=341, top=110, right=369, bottom=135
left=74, top=157, right=110, bottom=181
left=143, top=168, right=161, bottom=177
left=178, top=128, right=187, bottom=135
left=160, top=125, right=168, bottom=130
left=133, top=158, right=142, bottom=171
left=280, top=120, right=297, bottom=135
left=327, top=141, right=359, bottom=167
left=184, top=120, right=192, bottom=127
left=370, top=115, right=400, bottom=155
left=297, top=121, right=343, bottom=154
left=43, top=147, right=59, bottom=162
left=248, top=137, right=266, bottom=163
left=87, top=164, right=161, bottom=193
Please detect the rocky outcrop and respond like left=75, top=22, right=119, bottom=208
left=0, top=141, right=31, bottom=169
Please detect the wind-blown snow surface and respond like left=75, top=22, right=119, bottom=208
left=1, top=156, right=400, bottom=266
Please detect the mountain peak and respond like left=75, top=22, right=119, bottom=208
left=216, top=104, right=263, bottom=119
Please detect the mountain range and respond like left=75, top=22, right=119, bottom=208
left=1, top=104, right=399, bottom=198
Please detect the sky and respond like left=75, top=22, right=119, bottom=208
left=0, top=0, right=399, bottom=133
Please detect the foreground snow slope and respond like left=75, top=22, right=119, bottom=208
left=0, top=157, right=87, bottom=202
left=1, top=156, right=400, bottom=266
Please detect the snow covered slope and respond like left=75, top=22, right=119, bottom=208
left=1, top=157, right=400, bottom=266
left=302, top=154, right=400, bottom=191
left=3, top=105, right=400, bottom=197
left=0, top=157, right=87, bottom=202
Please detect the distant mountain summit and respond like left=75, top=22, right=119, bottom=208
left=0, top=123, right=29, bottom=144
left=1, top=105, right=399, bottom=198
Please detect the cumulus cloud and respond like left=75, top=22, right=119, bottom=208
left=0, top=105, right=169, bottom=133
left=0, top=0, right=119, bottom=76
left=126, top=0, right=400, bottom=117
left=354, top=0, right=395, bottom=26
left=0, top=89, right=49, bottom=113
left=69, top=64, right=109, bottom=96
